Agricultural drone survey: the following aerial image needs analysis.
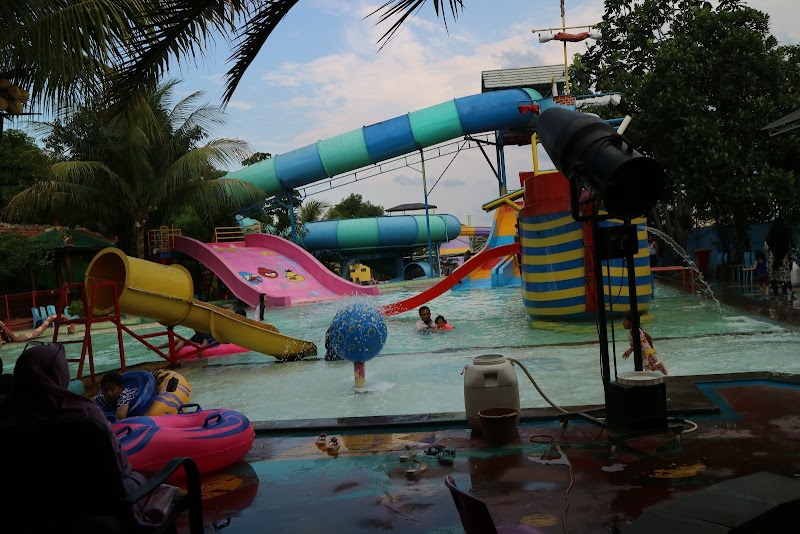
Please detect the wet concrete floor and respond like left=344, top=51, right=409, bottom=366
left=178, top=278, right=800, bottom=533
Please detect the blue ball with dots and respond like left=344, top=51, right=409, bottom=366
left=329, top=302, right=388, bottom=363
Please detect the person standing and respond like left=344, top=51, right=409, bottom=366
left=765, top=220, right=793, bottom=301
left=648, top=233, right=660, bottom=267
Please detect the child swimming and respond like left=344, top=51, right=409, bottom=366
left=434, top=315, right=454, bottom=331
left=621, top=311, right=667, bottom=375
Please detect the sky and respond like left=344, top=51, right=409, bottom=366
left=59, top=1, right=800, bottom=226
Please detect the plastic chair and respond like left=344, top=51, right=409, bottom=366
left=46, top=305, right=57, bottom=317
left=31, top=307, right=45, bottom=328
left=0, top=416, right=204, bottom=533
left=444, top=476, right=544, bottom=534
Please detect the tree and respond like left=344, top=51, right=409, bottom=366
left=299, top=199, right=330, bottom=224
left=0, top=231, right=56, bottom=293
left=0, top=0, right=155, bottom=113
left=1, top=80, right=265, bottom=258
left=0, top=129, right=48, bottom=210
left=572, top=0, right=800, bottom=251
left=326, top=194, right=384, bottom=220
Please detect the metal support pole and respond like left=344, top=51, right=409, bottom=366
left=626, top=223, right=644, bottom=371
left=287, top=192, right=297, bottom=244
left=420, top=148, right=435, bottom=277
left=497, top=130, right=507, bottom=194
left=591, top=218, right=611, bottom=384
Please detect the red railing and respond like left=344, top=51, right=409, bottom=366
left=2, top=289, right=78, bottom=331
left=651, top=266, right=696, bottom=294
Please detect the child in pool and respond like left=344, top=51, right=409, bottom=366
left=434, top=315, right=454, bottom=331
left=621, top=312, right=667, bottom=375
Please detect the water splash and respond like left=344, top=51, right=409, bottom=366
left=646, top=226, right=722, bottom=314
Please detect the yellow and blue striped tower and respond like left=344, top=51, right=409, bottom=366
left=518, top=168, right=652, bottom=321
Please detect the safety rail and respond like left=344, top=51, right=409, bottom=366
left=651, top=266, right=696, bottom=294
left=213, top=223, right=262, bottom=243
left=2, top=289, right=65, bottom=331
left=148, top=225, right=182, bottom=254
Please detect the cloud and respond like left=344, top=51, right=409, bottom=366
left=393, top=174, right=422, bottom=187
left=440, top=178, right=466, bottom=188
left=227, top=100, right=254, bottom=111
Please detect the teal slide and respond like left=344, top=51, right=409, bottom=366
left=225, top=88, right=545, bottom=195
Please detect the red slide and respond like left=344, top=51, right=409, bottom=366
left=380, top=242, right=520, bottom=316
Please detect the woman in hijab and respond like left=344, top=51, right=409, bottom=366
left=765, top=219, right=793, bottom=300
left=7, top=343, right=166, bottom=523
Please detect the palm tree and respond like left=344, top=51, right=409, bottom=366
left=0, top=0, right=151, bottom=112
left=299, top=199, right=330, bottom=224
left=1, top=79, right=266, bottom=258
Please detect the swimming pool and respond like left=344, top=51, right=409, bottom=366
left=2, top=284, right=796, bottom=422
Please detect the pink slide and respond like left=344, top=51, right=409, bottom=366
left=173, top=234, right=378, bottom=307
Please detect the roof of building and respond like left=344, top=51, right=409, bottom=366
left=385, top=203, right=437, bottom=213
left=0, top=223, right=117, bottom=249
left=761, top=109, right=800, bottom=136
left=481, top=65, right=566, bottom=95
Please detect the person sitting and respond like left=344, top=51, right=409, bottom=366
left=415, top=306, right=436, bottom=332
left=93, top=372, right=137, bottom=420
left=157, top=330, right=217, bottom=353
left=3, top=343, right=174, bottom=526
left=0, top=315, right=58, bottom=345
left=434, top=315, right=454, bottom=331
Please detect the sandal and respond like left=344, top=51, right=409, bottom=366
left=399, top=445, right=416, bottom=462
left=405, top=460, right=428, bottom=479
left=437, top=448, right=456, bottom=465
left=326, top=437, right=341, bottom=455
left=424, top=444, right=445, bottom=456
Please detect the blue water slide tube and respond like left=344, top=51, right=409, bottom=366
left=224, top=89, right=543, bottom=194
left=301, top=215, right=461, bottom=253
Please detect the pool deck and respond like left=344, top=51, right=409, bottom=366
left=179, top=279, right=800, bottom=533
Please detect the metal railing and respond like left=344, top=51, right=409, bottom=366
left=213, top=223, right=262, bottom=243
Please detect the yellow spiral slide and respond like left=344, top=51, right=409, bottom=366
left=85, top=248, right=317, bottom=360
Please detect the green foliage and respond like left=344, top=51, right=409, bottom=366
left=66, top=300, right=84, bottom=318
left=0, top=130, right=48, bottom=210
left=1, top=80, right=265, bottom=258
left=573, top=0, right=800, bottom=250
left=0, top=232, right=54, bottom=284
left=326, top=194, right=384, bottom=220
left=242, top=152, right=272, bottom=166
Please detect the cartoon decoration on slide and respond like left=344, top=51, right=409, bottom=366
left=257, top=267, right=278, bottom=279
left=239, top=272, right=263, bottom=284
left=284, top=269, right=305, bottom=282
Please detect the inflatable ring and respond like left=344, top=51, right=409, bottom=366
left=103, top=371, right=156, bottom=418
left=114, top=405, right=255, bottom=475
left=143, top=370, right=191, bottom=416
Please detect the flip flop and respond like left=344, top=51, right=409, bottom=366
left=424, top=444, right=446, bottom=456
left=437, top=448, right=456, bottom=465
left=399, top=445, right=416, bottom=462
left=326, top=437, right=341, bottom=455
left=405, top=460, right=428, bottom=479
left=315, top=433, right=328, bottom=450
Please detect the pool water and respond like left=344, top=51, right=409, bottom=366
left=2, top=284, right=797, bottom=422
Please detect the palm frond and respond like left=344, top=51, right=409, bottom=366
left=366, top=0, right=464, bottom=49
left=1, top=0, right=146, bottom=112
left=106, top=0, right=244, bottom=116
left=160, top=139, right=252, bottom=195
left=1, top=178, right=124, bottom=225
left=223, top=0, right=301, bottom=104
